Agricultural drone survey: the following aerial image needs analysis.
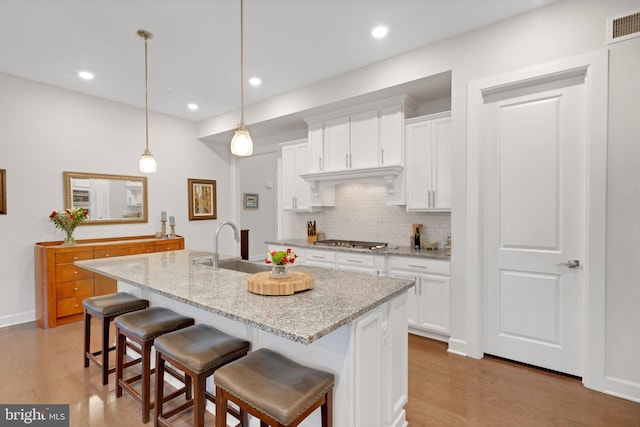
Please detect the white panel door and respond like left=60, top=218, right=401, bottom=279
left=484, top=74, right=586, bottom=376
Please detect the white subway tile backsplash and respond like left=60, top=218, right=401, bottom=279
left=293, top=183, right=451, bottom=248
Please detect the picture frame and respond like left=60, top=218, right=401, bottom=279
left=188, top=178, right=217, bottom=220
left=0, top=169, right=5, bottom=215
left=243, top=193, right=259, bottom=210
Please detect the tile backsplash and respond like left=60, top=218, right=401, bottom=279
left=293, top=182, right=451, bottom=248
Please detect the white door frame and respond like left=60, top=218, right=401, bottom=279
left=465, top=51, right=608, bottom=391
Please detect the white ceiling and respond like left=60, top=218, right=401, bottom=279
left=0, top=0, right=559, bottom=124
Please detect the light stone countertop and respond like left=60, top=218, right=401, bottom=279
left=75, top=249, right=414, bottom=345
left=266, top=239, right=450, bottom=260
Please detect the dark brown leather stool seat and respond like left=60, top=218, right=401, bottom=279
left=154, top=324, right=251, bottom=427
left=115, top=307, right=195, bottom=424
left=83, top=292, right=149, bottom=385
left=214, top=348, right=334, bottom=427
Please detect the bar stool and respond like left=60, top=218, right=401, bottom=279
left=83, top=292, right=150, bottom=385
left=154, top=324, right=251, bottom=427
left=214, top=348, right=334, bottom=427
left=115, top=306, right=195, bottom=424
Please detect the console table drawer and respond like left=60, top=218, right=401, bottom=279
left=56, top=296, right=86, bottom=317
left=56, top=250, right=93, bottom=265
left=56, top=279, right=94, bottom=299
left=55, top=264, right=94, bottom=282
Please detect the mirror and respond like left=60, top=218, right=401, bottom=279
left=63, top=171, right=148, bottom=225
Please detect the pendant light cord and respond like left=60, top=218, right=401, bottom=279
left=144, top=33, right=150, bottom=151
left=240, top=0, right=245, bottom=127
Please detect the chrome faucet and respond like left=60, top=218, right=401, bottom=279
left=212, top=221, right=240, bottom=270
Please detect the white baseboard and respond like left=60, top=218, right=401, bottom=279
left=408, top=328, right=449, bottom=342
left=603, top=375, right=640, bottom=403
left=0, top=310, right=36, bottom=329
left=447, top=337, right=470, bottom=357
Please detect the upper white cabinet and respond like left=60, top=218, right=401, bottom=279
left=379, top=104, right=404, bottom=166
left=281, top=140, right=335, bottom=212
left=405, top=112, right=452, bottom=211
left=324, top=116, right=351, bottom=171
left=281, top=141, right=311, bottom=211
left=307, top=122, right=324, bottom=173
left=305, top=94, right=414, bottom=174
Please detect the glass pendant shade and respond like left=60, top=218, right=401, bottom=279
left=230, top=126, right=253, bottom=156
left=139, top=149, right=157, bottom=173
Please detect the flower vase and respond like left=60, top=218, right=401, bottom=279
left=271, top=264, right=290, bottom=279
left=63, top=229, right=77, bottom=246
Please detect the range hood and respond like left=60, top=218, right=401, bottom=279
left=300, top=165, right=404, bottom=198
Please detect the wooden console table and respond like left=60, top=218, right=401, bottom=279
left=34, top=235, right=184, bottom=328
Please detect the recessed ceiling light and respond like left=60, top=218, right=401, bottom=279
left=248, top=77, right=262, bottom=86
left=187, top=103, right=199, bottom=110
left=78, top=71, right=94, bottom=80
left=371, top=25, right=389, bottom=39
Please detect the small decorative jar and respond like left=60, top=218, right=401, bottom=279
left=271, top=264, right=290, bottom=279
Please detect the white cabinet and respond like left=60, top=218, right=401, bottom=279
left=354, top=292, right=408, bottom=427
left=305, top=95, right=412, bottom=175
left=379, top=104, right=403, bottom=166
left=281, top=142, right=311, bottom=211
left=388, top=256, right=451, bottom=340
left=405, top=113, right=452, bottom=211
left=349, top=109, right=379, bottom=169
left=324, top=116, right=351, bottom=172
left=336, top=251, right=384, bottom=275
left=307, top=122, right=324, bottom=173
left=303, top=249, right=336, bottom=269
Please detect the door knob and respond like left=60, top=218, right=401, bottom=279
left=557, top=259, right=580, bottom=268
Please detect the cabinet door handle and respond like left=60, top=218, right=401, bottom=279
left=349, top=153, right=353, bottom=168
left=346, top=153, right=349, bottom=168
left=319, top=157, right=322, bottom=170
left=408, top=264, right=428, bottom=269
left=381, top=148, right=384, bottom=165
left=432, top=190, right=437, bottom=208
left=346, top=259, right=363, bottom=263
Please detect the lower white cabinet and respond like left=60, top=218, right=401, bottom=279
left=354, top=292, right=408, bottom=427
left=336, top=252, right=383, bottom=275
left=388, top=256, right=450, bottom=340
left=303, top=248, right=336, bottom=269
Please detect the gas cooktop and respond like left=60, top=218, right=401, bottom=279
left=314, top=239, right=388, bottom=250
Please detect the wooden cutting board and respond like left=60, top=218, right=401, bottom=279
left=247, top=271, right=314, bottom=296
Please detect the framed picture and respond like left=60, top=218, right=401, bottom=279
left=243, top=193, right=259, bottom=210
left=188, top=179, right=217, bottom=220
left=0, top=169, right=5, bottom=215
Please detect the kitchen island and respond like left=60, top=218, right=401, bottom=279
left=76, top=249, right=414, bottom=427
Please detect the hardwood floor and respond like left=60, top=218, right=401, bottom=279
left=406, top=334, right=640, bottom=426
left=1, top=321, right=639, bottom=426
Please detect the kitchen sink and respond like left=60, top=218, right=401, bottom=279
left=219, top=259, right=271, bottom=274
left=193, top=256, right=270, bottom=274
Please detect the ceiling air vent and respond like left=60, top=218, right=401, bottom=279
left=607, top=9, right=640, bottom=44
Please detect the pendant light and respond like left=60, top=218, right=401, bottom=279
left=230, top=0, right=253, bottom=156
left=138, top=29, right=157, bottom=173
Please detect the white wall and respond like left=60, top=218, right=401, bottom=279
left=230, top=0, right=640, bottom=402
left=0, top=72, right=237, bottom=327
left=237, top=151, right=278, bottom=261
left=606, top=35, right=640, bottom=389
